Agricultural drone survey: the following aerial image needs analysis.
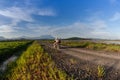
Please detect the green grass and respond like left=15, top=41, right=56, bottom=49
left=3, top=41, right=72, bottom=80
left=61, top=41, right=120, bottom=52
left=0, top=41, right=32, bottom=64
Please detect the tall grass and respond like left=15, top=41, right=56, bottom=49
left=3, top=41, right=72, bottom=80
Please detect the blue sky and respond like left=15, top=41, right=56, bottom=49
left=0, top=0, right=120, bottom=39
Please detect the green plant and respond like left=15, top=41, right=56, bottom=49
left=97, top=65, right=105, bottom=78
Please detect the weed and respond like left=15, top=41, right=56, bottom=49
left=97, top=65, right=105, bottom=78
left=69, top=58, right=77, bottom=64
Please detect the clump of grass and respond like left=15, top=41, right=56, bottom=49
left=97, top=65, right=105, bottom=78
left=3, top=41, right=72, bottom=80
left=69, top=58, right=77, bottom=64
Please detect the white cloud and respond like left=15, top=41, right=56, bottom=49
left=38, top=8, right=56, bottom=16
left=90, top=20, right=107, bottom=29
left=110, top=12, right=120, bottom=21
left=26, top=24, right=53, bottom=36
left=0, top=25, right=14, bottom=32
left=0, top=7, right=34, bottom=22
left=0, top=19, right=22, bottom=33
left=0, top=6, right=56, bottom=22
left=52, top=21, right=109, bottom=39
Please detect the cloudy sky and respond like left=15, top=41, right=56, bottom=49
left=0, top=0, right=120, bottom=39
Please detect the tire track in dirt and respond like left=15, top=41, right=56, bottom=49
left=60, top=48, right=120, bottom=70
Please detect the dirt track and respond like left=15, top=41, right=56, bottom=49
left=40, top=42, right=120, bottom=79
left=61, top=47, right=120, bottom=70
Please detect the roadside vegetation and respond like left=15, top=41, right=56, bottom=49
left=61, top=40, right=120, bottom=52
left=2, top=41, right=72, bottom=80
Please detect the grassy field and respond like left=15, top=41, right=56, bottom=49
left=2, top=41, right=72, bottom=80
left=0, top=41, right=32, bottom=64
left=61, top=40, right=120, bottom=52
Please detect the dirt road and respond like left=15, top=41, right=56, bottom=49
left=40, top=42, right=120, bottom=79
left=60, top=47, right=120, bottom=70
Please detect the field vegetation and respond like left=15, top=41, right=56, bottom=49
left=61, top=40, right=120, bottom=52
left=0, top=41, right=32, bottom=64
left=2, top=41, right=72, bottom=80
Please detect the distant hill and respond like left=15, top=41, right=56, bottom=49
left=16, top=35, right=54, bottom=40
left=39, top=35, right=54, bottom=39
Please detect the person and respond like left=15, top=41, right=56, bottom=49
left=53, top=37, right=61, bottom=49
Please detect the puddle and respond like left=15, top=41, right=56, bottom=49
left=0, top=55, right=17, bottom=72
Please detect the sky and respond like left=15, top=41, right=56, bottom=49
left=0, top=0, right=120, bottom=39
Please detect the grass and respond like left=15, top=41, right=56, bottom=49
left=2, top=41, right=72, bottom=80
left=61, top=40, right=120, bottom=52
left=69, top=58, right=77, bottom=65
left=97, top=65, right=105, bottom=78
left=0, top=41, right=32, bottom=64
